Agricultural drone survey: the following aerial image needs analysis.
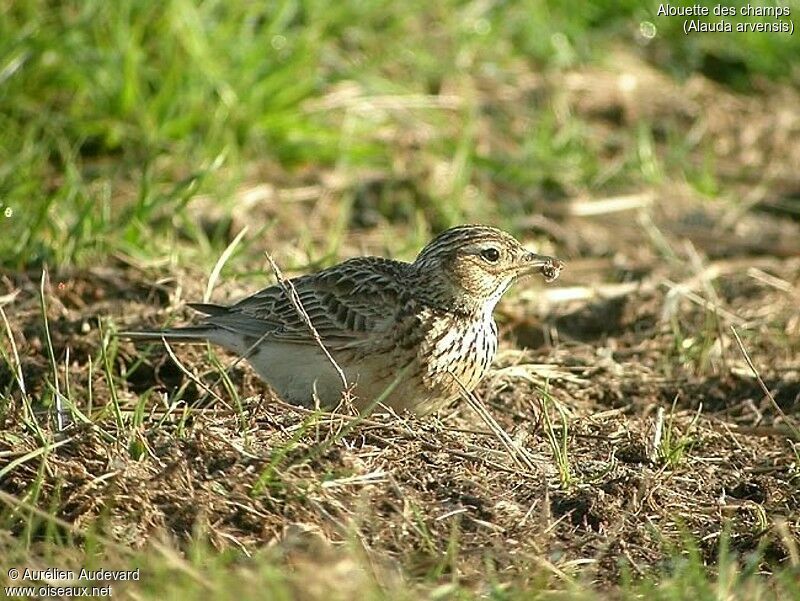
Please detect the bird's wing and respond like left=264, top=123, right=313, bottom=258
left=200, top=257, right=411, bottom=348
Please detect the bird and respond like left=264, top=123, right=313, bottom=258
left=121, top=225, right=564, bottom=415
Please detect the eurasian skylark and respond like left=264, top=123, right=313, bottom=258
left=123, top=225, right=563, bottom=415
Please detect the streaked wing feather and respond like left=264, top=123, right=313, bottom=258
left=207, top=257, right=409, bottom=347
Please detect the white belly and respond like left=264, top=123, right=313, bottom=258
left=247, top=343, right=409, bottom=409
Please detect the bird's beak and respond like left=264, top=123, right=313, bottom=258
left=516, top=252, right=565, bottom=282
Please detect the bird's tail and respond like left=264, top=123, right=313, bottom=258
left=118, top=326, right=214, bottom=343
left=119, top=303, right=229, bottom=343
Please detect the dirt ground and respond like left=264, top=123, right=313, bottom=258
left=1, top=57, right=799, bottom=589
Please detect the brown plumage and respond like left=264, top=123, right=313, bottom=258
left=121, top=225, right=564, bottom=415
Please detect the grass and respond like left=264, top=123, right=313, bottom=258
left=658, top=395, right=702, bottom=468
left=2, top=523, right=799, bottom=600
left=2, top=0, right=800, bottom=598
left=540, top=383, right=573, bottom=488
left=1, top=485, right=798, bottom=600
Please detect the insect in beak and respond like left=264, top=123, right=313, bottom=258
left=517, top=252, right=565, bottom=282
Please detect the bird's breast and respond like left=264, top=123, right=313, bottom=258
left=418, top=309, right=498, bottom=393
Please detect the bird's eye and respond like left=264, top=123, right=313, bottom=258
left=480, top=247, right=500, bottom=263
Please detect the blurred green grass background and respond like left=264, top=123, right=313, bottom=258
left=2, top=0, right=798, bottom=270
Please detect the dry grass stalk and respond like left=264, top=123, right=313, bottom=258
left=746, top=267, right=795, bottom=293
left=661, top=278, right=744, bottom=324
left=0, top=289, right=19, bottom=306
left=204, top=226, right=249, bottom=303
left=304, top=92, right=464, bottom=113
left=527, top=282, right=645, bottom=305
left=0, top=305, right=26, bottom=396
left=450, top=373, right=538, bottom=473
left=39, top=269, right=66, bottom=432
left=650, top=406, right=664, bottom=463
left=730, top=325, right=800, bottom=440
left=265, top=252, right=349, bottom=394
left=566, top=192, right=655, bottom=216
left=160, top=338, right=231, bottom=409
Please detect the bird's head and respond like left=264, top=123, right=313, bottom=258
left=412, top=225, right=563, bottom=311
